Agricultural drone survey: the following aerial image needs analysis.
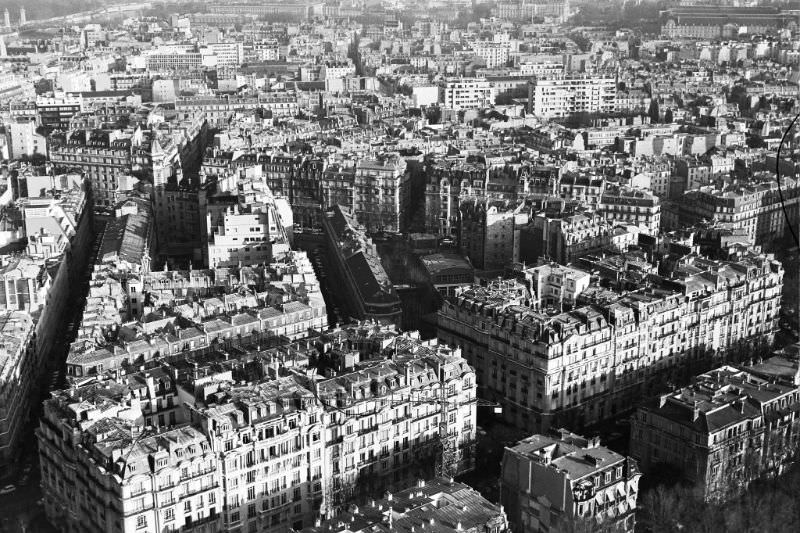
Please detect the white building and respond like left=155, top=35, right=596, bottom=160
left=527, top=74, right=617, bottom=118
left=471, top=41, right=510, bottom=68
left=206, top=204, right=291, bottom=268
left=439, top=78, right=495, bottom=110
left=319, top=63, right=356, bottom=81
left=205, top=42, right=245, bottom=68
left=522, top=263, right=591, bottom=308
left=7, top=119, right=46, bottom=159
left=412, top=85, right=439, bottom=107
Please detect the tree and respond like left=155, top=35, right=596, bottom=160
left=648, top=99, right=660, bottom=124
left=425, top=106, right=442, bottom=125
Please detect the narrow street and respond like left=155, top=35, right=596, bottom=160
left=0, top=226, right=102, bottom=532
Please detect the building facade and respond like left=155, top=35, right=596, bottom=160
left=502, top=430, right=640, bottom=533
left=630, top=362, right=800, bottom=501
left=527, top=74, right=617, bottom=118
left=437, top=252, right=783, bottom=433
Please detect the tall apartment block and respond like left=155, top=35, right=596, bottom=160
left=502, top=430, right=640, bottom=533
left=437, top=251, right=783, bottom=433
left=527, top=74, right=617, bottom=118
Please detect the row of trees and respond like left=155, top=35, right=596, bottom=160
left=637, top=463, right=800, bottom=533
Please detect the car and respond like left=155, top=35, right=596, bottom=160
left=0, top=484, right=16, bottom=495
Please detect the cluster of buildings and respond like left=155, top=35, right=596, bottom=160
left=0, top=0, right=798, bottom=531
left=0, top=170, right=93, bottom=469
left=438, top=247, right=784, bottom=433
left=38, top=325, right=481, bottom=533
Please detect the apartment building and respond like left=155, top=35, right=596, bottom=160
left=519, top=212, right=617, bottom=266
left=190, top=377, right=326, bottom=532
left=36, top=94, right=83, bottom=128
left=459, top=200, right=529, bottom=271
left=206, top=203, right=291, bottom=268
left=471, top=41, right=510, bottom=69
left=598, top=186, right=661, bottom=235
left=48, top=129, right=144, bottom=209
left=39, top=328, right=477, bottom=533
left=423, top=156, right=526, bottom=238
left=672, top=176, right=800, bottom=248
left=6, top=118, right=46, bottom=159
left=144, top=47, right=209, bottom=73
left=38, top=389, right=223, bottom=533
left=437, top=251, right=783, bottom=433
left=675, top=156, right=734, bottom=190
left=501, top=430, right=640, bottom=533
left=439, top=78, right=495, bottom=110
left=527, top=74, right=617, bottom=118
left=519, top=262, right=591, bottom=309
left=631, top=362, right=800, bottom=500
left=321, top=162, right=356, bottom=215
left=317, top=337, right=477, bottom=508
left=0, top=312, right=36, bottom=469
left=206, top=42, right=245, bottom=68
left=353, top=155, right=408, bottom=233
left=494, top=0, right=572, bottom=23
left=176, top=96, right=260, bottom=126
left=299, top=477, right=509, bottom=533
left=208, top=3, right=322, bottom=19
left=66, top=251, right=327, bottom=377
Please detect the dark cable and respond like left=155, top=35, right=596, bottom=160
left=776, top=112, right=800, bottom=248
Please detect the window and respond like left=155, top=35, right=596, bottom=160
left=136, top=515, right=147, bottom=529
left=164, top=509, right=174, bottom=522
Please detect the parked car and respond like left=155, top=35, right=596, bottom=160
left=0, top=484, right=16, bottom=495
